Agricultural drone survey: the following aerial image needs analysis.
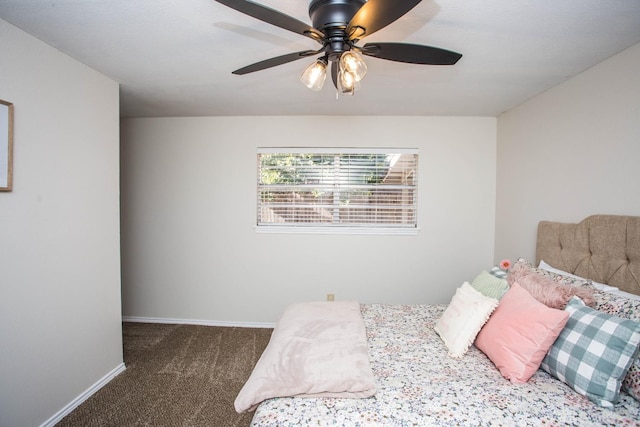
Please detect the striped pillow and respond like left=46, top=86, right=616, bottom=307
left=489, top=265, right=508, bottom=280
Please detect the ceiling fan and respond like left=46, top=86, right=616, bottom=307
left=214, top=0, right=462, bottom=95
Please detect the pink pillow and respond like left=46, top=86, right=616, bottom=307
left=475, top=283, right=569, bottom=383
left=507, top=262, right=595, bottom=309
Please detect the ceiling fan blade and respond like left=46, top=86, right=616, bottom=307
left=361, top=42, right=462, bottom=65
left=232, top=50, right=320, bottom=75
left=214, top=0, right=324, bottom=42
left=346, top=0, right=422, bottom=39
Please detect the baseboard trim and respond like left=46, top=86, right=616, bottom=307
left=40, top=362, right=126, bottom=427
left=122, top=316, right=276, bottom=329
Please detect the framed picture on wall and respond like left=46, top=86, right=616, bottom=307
left=0, top=99, right=14, bottom=192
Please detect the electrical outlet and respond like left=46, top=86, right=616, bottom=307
left=326, top=293, right=335, bottom=301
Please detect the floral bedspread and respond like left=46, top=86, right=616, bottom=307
left=250, top=304, right=640, bottom=427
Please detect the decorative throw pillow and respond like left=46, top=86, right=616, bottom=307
left=507, top=260, right=595, bottom=309
left=592, top=288, right=640, bottom=322
left=488, top=265, right=508, bottom=280
left=434, top=282, right=499, bottom=358
left=538, top=260, right=614, bottom=291
left=540, top=296, right=640, bottom=407
left=471, top=270, right=509, bottom=300
left=592, top=289, right=640, bottom=402
left=537, top=260, right=640, bottom=402
left=475, top=283, right=569, bottom=383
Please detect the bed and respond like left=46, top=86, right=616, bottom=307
left=240, top=214, right=640, bottom=426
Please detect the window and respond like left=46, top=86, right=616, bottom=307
left=257, top=148, right=418, bottom=234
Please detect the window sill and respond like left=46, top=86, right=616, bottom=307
left=254, top=226, right=420, bottom=236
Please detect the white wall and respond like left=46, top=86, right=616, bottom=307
left=495, top=42, right=640, bottom=263
left=0, top=20, right=122, bottom=427
left=120, top=116, right=497, bottom=323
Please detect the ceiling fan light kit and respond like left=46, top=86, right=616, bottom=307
left=300, top=57, right=328, bottom=91
left=340, top=51, right=367, bottom=82
left=337, top=67, right=359, bottom=95
left=215, top=0, right=462, bottom=96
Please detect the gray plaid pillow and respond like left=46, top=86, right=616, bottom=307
left=540, top=297, right=640, bottom=407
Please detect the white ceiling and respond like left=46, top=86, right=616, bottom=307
left=1, top=0, right=639, bottom=118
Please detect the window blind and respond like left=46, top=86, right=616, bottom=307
left=257, top=149, right=418, bottom=231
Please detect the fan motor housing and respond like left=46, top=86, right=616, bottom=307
left=309, top=0, right=365, bottom=31
left=309, top=0, right=364, bottom=59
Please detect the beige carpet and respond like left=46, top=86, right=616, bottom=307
left=57, top=322, right=272, bottom=426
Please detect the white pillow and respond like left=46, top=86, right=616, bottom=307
left=434, top=282, right=499, bottom=358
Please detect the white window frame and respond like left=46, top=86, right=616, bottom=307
left=256, top=147, right=419, bottom=235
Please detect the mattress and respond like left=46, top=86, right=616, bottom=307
left=250, top=303, right=640, bottom=426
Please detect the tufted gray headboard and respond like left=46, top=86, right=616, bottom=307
left=536, top=215, right=640, bottom=296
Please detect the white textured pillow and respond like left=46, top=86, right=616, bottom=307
left=434, top=282, right=499, bottom=358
